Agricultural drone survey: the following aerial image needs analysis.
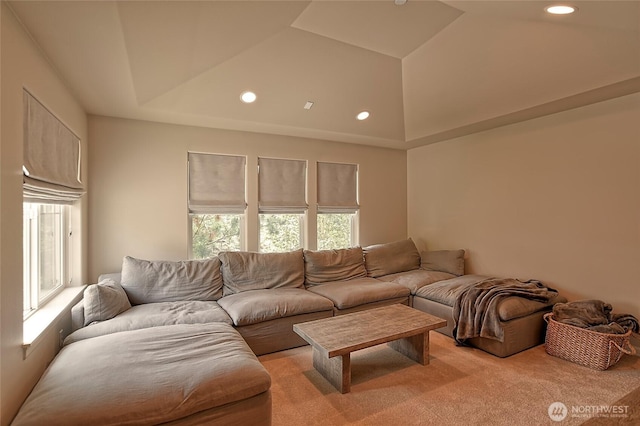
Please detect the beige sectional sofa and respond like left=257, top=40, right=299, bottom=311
left=13, top=238, right=564, bottom=425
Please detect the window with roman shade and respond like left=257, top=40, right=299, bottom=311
left=316, top=162, right=359, bottom=250
left=257, top=157, right=307, bottom=252
left=23, top=90, right=84, bottom=203
left=188, top=152, right=247, bottom=214
left=317, top=162, right=359, bottom=213
left=258, top=157, right=308, bottom=213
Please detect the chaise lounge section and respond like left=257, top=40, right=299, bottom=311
left=12, top=323, right=272, bottom=426
left=413, top=274, right=566, bottom=357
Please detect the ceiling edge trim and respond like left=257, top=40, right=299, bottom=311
left=404, top=76, right=640, bottom=150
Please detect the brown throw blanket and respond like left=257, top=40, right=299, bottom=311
left=553, top=300, right=639, bottom=334
left=453, top=278, right=558, bottom=344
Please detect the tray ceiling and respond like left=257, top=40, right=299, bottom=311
left=7, top=0, right=640, bottom=149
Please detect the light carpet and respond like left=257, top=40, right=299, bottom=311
left=259, top=332, right=640, bottom=425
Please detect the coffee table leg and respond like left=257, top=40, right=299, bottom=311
left=312, top=348, right=351, bottom=393
left=388, top=331, right=428, bottom=365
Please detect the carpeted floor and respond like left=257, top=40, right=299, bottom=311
left=259, top=332, right=640, bottom=425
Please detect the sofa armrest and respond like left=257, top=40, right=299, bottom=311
left=71, top=299, right=85, bottom=332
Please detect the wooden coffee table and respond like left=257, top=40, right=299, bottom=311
left=293, top=304, right=446, bottom=393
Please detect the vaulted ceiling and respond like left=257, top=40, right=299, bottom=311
left=8, top=1, right=640, bottom=149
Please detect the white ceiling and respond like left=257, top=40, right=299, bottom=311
left=7, top=0, right=640, bottom=149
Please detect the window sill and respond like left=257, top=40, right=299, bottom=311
left=23, top=286, right=86, bottom=359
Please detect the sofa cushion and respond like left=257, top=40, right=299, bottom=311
left=377, top=269, right=456, bottom=294
left=496, top=294, right=567, bottom=322
left=414, top=275, right=489, bottom=307
left=64, top=301, right=232, bottom=346
left=421, top=249, right=465, bottom=276
left=303, top=247, right=367, bottom=286
left=120, top=256, right=223, bottom=304
left=15, top=324, right=271, bottom=426
left=363, top=238, right=420, bottom=278
left=413, top=274, right=566, bottom=321
left=219, top=250, right=304, bottom=295
left=218, top=288, right=334, bottom=326
left=306, top=277, right=410, bottom=310
left=83, top=279, right=131, bottom=326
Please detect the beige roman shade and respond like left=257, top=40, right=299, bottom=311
left=258, top=157, right=308, bottom=213
left=317, top=162, right=358, bottom=213
left=188, top=152, right=246, bottom=214
left=23, top=90, right=84, bottom=203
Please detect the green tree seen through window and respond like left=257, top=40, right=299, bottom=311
left=191, top=214, right=241, bottom=259
left=191, top=212, right=357, bottom=257
left=259, top=214, right=303, bottom=253
left=317, top=213, right=353, bottom=250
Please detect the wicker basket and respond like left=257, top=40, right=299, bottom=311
left=544, top=313, right=636, bottom=370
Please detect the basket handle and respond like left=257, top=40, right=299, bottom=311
left=611, top=339, right=637, bottom=356
left=543, top=312, right=552, bottom=323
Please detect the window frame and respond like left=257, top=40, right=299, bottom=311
left=316, top=210, right=359, bottom=250
left=23, top=202, right=71, bottom=319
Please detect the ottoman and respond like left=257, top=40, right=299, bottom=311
left=12, top=323, right=271, bottom=425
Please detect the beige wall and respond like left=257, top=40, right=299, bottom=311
left=408, top=93, right=640, bottom=320
left=0, top=4, right=88, bottom=424
left=88, top=116, right=407, bottom=280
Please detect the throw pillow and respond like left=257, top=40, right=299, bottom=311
left=303, top=247, right=367, bottom=286
left=420, top=249, right=465, bottom=276
left=363, top=238, right=421, bottom=278
left=83, top=278, right=131, bottom=326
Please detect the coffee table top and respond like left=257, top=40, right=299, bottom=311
left=293, top=304, right=446, bottom=358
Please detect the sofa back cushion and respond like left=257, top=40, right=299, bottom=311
left=120, top=256, right=223, bottom=304
left=363, top=238, right=420, bottom=278
left=98, top=272, right=122, bottom=284
left=421, top=249, right=465, bottom=276
left=219, top=249, right=304, bottom=295
left=303, top=247, right=367, bottom=286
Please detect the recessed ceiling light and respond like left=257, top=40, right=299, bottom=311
left=394, top=0, right=407, bottom=5
left=545, top=5, right=577, bottom=15
left=240, top=91, right=257, bottom=103
left=356, top=111, right=370, bottom=121
left=304, top=101, right=314, bottom=110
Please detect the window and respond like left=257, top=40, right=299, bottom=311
left=259, top=213, right=304, bottom=252
left=188, top=153, right=246, bottom=258
left=187, top=154, right=359, bottom=253
left=317, top=162, right=359, bottom=249
left=23, top=203, right=70, bottom=317
left=317, top=212, right=357, bottom=250
left=22, top=90, right=83, bottom=317
left=191, top=214, right=243, bottom=259
left=258, top=158, right=307, bottom=252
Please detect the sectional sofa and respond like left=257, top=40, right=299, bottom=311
left=12, top=239, right=564, bottom=425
